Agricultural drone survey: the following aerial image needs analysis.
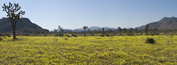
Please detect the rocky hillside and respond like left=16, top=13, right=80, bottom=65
left=138, top=17, right=177, bottom=30
left=0, top=18, right=49, bottom=33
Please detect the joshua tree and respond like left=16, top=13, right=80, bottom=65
left=154, top=27, right=158, bottom=34
left=123, top=28, right=127, bottom=33
left=134, top=28, right=139, bottom=33
left=145, top=24, right=149, bottom=35
left=62, top=29, right=64, bottom=34
left=2, top=2, right=25, bottom=39
left=54, top=29, right=57, bottom=34
left=118, top=27, right=121, bottom=33
left=83, top=26, right=88, bottom=36
left=58, top=26, right=62, bottom=33
left=62, top=29, right=64, bottom=37
left=129, top=28, right=134, bottom=36
left=87, top=29, right=91, bottom=34
left=102, top=27, right=105, bottom=35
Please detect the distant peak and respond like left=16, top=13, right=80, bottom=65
left=163, top=17, right=168, bottom=19
left=160, top=17, right=170, bottom=21
left=170, top=16, right=176, bottom=19
left=162, top=17, right=177, bottom=19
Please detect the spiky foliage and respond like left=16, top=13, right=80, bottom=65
left=83, top=26, right=88, bottom=36
left=58, top=26, right=62, bottom=33
left=2, top=2, right=25, bottom=39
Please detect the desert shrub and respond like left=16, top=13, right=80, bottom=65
left=126, top=33, right=130, bottom=36
left=155, top=33, right=160, bottom=35
left=25, top=34, right=30, bottom=36
left=0, top=37, right=2, bottom=41
left=65, top=38, right=68, bottom=40
left=168, top=32, right=174, bottom=37
left=111, top=33, right=116, bottom=36
left=100, top=34, right=104, bottom=37
left=118, top=33, right=122, bottom=36
left=56, top=34, right=63, bottom=36
left=43, top=34, right=47, bottom=36
left=72, top=34, right=77, bottom=37
left=151, top=33, right=155, bottom=36
left=145, top=38, right=155, bottom=44
left=130, top=33, right=134, bottom=36
left=106, top=34, right=110, bottom=36
left=126, top=33, right=133, bottom=36
left=5, top=34, right=11, bottom=37
left=16, top=34, right=21, bottom=36
left=67, top=35, right=71, bottom=37
left=90, top=34, right=95, bottom=36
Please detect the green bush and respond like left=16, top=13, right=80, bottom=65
left=16, top=34, right=21, bottom=36
left=72, top=34, right=77, bottom=37
left=56, top=34, right=63, bottom=36
left=43, top=34, right=47, bottom=36
left=151, top=33, right=155, bottom=36
left=155, top=33, right=160, bottom=35
left=67, top=35, right=71, bottom=37
left=25, top=34, right=30, bottom=36
left=90, top=34, right=95, bottom=36
left=5, top=34, right=11, bottom=37
left=100, top=34, right=104, bottom=37
left=106, top=34, right=110, bottom=36
left=0, top=37, right=2, bottom=41
left=145, top=38, right=155, bottom=44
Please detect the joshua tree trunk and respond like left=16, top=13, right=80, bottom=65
left=12, top=25, right=17, bottom=39
left=84, top=29, right=86, bottom=36
left=10, top=18, right=17, bottom=39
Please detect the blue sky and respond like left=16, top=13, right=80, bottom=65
left=1, top=0, right=177, bottom=30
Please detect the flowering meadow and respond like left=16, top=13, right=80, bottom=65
left=0, top=35, right=177, bottom=65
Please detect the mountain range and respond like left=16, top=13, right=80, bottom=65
left=0, top=18, right=49, bottom=33
left=55, top=17, right=177, bottom=32
left=54, top=26, right=117, bottom=32
left=1, top=17, right=177, bottom=33
left=138, top=17, right=177, bottom=30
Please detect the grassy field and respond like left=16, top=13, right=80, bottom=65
left=0, top=35, right=177, bottom=65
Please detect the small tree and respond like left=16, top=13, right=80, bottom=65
left=83, top=26, right=88, bottom=36
left=87, top=29, right=91, bottom=34
left=118, top=27, right=121, bottom=33
left=135, top=28, right=138, bottom=33
left=123, top=28, right=127, bottom=33
left=145, top=24, right=149, bottom=35
left=102, top=27, right=105, bottom=35
left=154, top=27, right=158, bottom=34
left=134, top=28, right=138, bottom=35
left=54, top=29, right=57, bottom=34
left=58, top=26, right=62, bottom=33
left=2, top=2, right=25, bottom=39
left=129, top=28, right=134, bottom=36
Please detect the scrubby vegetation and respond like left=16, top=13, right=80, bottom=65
left=0, top=35, right=177, bottom=64
left=0, top=37, right=2, bottom=41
